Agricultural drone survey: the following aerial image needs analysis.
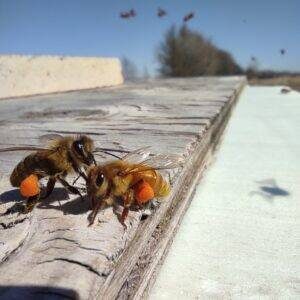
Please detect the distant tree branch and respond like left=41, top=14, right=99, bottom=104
left=157, top=25, right=242, bottom=77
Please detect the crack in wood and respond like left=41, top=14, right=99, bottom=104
left=38, top=217, right=59, bottom=221
left=139, top=122, right=207, bottom=126
left=0, top=217, right=29, bottom=230
left=37, top=245, right=69, bottom=252
left=43, top=228, right=73, bottom=234
left=123, top=116, right=211, bottom=121
left=23, top=108, right=106, bottom=119
left=128, top=104, right=142, bottom=111
left=36, top=257, right=108, bottom=278
left=164, top=116, right=211, bottom=120
left=44, top=130, right=106, bottom=136
left=115, top=128, right=198, bottom=137
left=42, top=237, right=110, bottom=258
left=1, top=232, right=29, bottom=264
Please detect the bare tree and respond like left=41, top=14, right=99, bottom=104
left=157, top=25, right=242, bottom=77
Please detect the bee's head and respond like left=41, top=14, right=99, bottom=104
left=86, top=166, right=111, bottom=226
left=72, top=135, right=96, bottom=166
left=87, top=166, right=109, bottom=199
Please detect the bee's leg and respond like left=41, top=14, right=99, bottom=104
left=90, top=196, right=96, bottom=210
left=120, top=208, right=129, bottom=229
left=57, top=177, right=84, bottom=201
left=88, top=199, right=106, bottom=226
left=23, top=194, right=40, bottom=214
left=120, top=189, right=135, bottom=228
left=40, top=177, right=56, bottom=200
left=71, top=162, right=88, bottom=182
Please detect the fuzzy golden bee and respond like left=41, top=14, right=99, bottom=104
left=86, top=147, right=183, bottom=227
left=0, top=134, right=97, bottom=213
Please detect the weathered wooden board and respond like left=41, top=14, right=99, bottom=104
left=0, top=77, right=245, bottom=299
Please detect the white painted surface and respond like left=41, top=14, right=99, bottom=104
left=150, top=86, right=300, bottom=299
left=0, top=55, right=123, bottom=99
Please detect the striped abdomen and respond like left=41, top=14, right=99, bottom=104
left=10, top=152, right=64, bottom=187
left=152, top=171, right=170, bottom=198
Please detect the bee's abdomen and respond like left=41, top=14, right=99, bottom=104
left=10, top=155, right=36, bottom=187
left=10, top=153, right=62, bottom=187
left=153, top=172, right=170, bottom=197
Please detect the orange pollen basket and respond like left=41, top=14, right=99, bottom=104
left=134, top=181, right=155, bottom=205
left=20, top=174, right=40, bottom=198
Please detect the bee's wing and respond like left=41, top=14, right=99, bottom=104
left=120, top=153, right=184, bottom=176
left=121, top=146, right=152, bottom=164
left=93, top=147, right=124, bottom=159
left=0, top=134, right=64, bottom=154
left=142, top=154, right=185, bottom=170
left=94, top=146, right=151, bottom=163
left=0, top=132, right=65, bottom=154
left=38, top=134, right=64, bottom=144
left=0, top=146, right=48, bottom=153
left=93, top=146, right=150, bottom=161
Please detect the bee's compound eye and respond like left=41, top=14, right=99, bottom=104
left=73, top=141, right=84, bottom=156
left=96, top=173, right=105, bottom=186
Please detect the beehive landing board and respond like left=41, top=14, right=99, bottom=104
left=0, top=77, right=246, bottom=299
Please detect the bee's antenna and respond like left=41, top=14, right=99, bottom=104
left=94, top=151, right=122, bottom=160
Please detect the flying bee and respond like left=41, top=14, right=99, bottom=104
left=157, top=7, right=167, bottom=18
left=183, top=12, right=195, bottom=22
left=86, top=147, right=183, bottom=227
left=280, top=48, right=286, bottom=56
left=120, top=9, right=136, bottom=19
left=0, top=134, right=98, bottom=213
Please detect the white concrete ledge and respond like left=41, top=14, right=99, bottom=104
left=0, top=55, right=124, bottom=99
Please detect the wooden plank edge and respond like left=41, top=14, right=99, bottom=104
left=0, top=85, right=121, bottom=101
left=95, top=79, right=246, bottom=300
left=130, top=80, right=246, bottom=300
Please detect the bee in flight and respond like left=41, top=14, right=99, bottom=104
left=280, top=48, right=286, bottom=56
left=0, top=134, right=99, bottom=213
left=86, top=147, right=183, bottom=227
left=183, top=12, right=195, bottom=22
left=120, top=9, right=136, bottom=19
left=157, top=7, right=167, bottom=18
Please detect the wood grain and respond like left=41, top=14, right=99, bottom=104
left=0, top=77, right=246, bottom=299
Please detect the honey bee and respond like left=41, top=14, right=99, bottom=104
left=0, top=134, right=97, bottom=213
left=86, top=147, right=183, bottom=227
left=157, top=7, right=167, bottom=18
left=120, top=9, right=136, bottom=19
left=183, top=12, right=195, bottom=22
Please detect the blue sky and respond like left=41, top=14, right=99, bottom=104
left=0, top=0, right=299, bottom=75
